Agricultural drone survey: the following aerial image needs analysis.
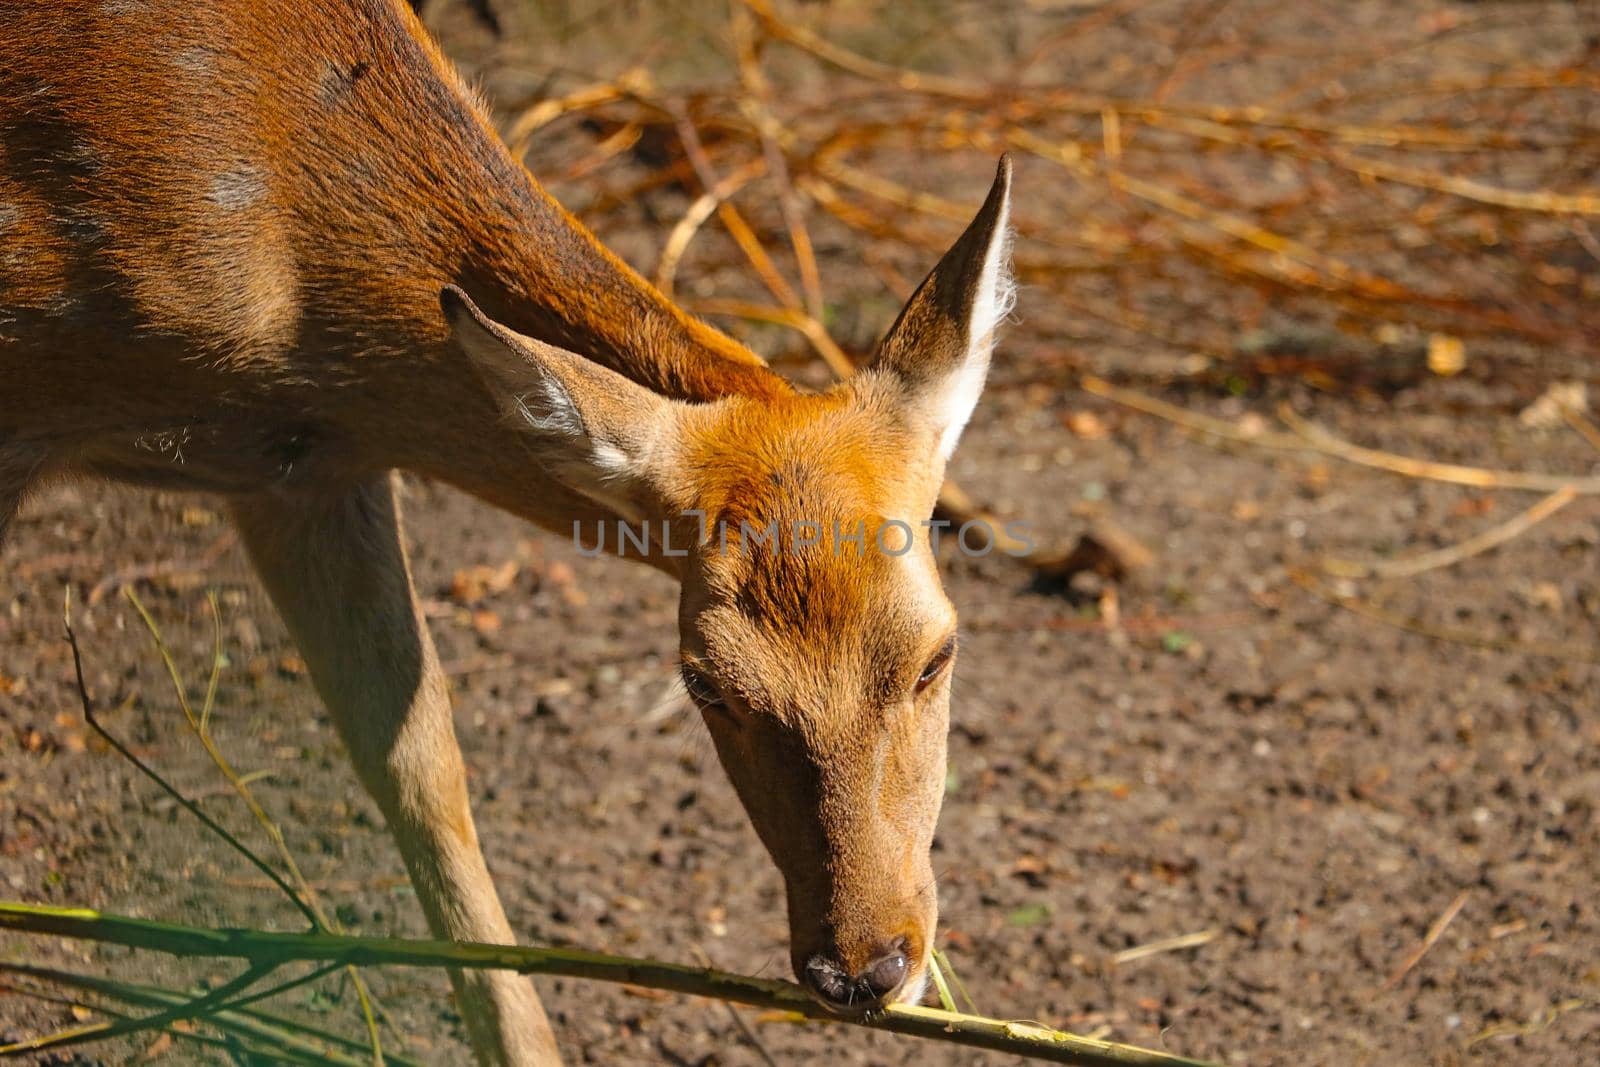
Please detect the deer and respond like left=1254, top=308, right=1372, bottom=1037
left=0, top=2, right=1014, bottom=1063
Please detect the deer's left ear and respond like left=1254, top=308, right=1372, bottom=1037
left=442, top=285, right=680, bottom=523
left=869, top=155, right=1014, bottom=462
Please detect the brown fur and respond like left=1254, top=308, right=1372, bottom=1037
left=1, top=2, right=1013, bottom=1062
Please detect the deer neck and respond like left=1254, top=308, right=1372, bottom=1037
left=453, top=187, right=789, bottom=405
left=359, top=164, right=783, bottom=573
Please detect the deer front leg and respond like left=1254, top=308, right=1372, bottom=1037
left=230, top=473, right=560, bottom=1067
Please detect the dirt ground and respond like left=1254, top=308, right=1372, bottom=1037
left=3, top=2, right=1598, bottom=1065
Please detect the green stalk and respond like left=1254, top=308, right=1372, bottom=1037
left=1, top=901, right=1219, bottom=1067
left=3, top=965, right=409, bottom=1066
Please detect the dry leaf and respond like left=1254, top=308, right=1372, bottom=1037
left=1451, top=496, right=1496, bottom=518
left=1063, top=410, right=1110, bottom=440
left=1010, top=855, right=1049, bottom=876
left=1426, top=333, right=1465, bottom=376
left=1236, top=412, right=1270, bottom=439
left=450, top=560, right=520, bottom=604
left=1519, top=381, right=1588, bottom=429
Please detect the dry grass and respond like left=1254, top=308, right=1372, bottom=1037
left=476, top=0, right=1600, bottom=376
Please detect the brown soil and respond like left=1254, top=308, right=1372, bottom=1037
left=3, top=2, right=1598, bottom=1065
left=6, top=361, right=1598, bottom=1067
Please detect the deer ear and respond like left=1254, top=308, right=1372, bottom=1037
left=442, top=285, right=676, bottom=521
left=870, top=156, right=1014, bottom=462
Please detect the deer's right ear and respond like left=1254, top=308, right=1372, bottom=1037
left=869, top=156, right=1014, bottom=465
left=442, top=286, right=678, bottom=520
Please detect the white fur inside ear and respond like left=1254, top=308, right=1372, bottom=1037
left=509, top=381, right=639, bottom=485
left=590, top=441, right=631, bottom=477
left=509, top=377, right=586, bottom=439
left=936, top=194, right=1014, bottom=461
left=969, top=206, right=1017, bottom=350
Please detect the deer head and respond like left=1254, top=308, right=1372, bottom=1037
left=443, top=157, right=1013, bottom=1013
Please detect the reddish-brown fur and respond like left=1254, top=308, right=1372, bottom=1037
left=1, top=3, right=1013, bottom=1063
left=1, top=0, right=782, bottom=498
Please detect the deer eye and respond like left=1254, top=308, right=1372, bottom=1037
left=915, top=637, right=957, bottom=693
left=681, top=664, right=724, bottom=710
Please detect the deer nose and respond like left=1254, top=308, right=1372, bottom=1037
left=802, top=942, right=910, bottom=1012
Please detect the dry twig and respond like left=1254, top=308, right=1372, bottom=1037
left=1323, top=487, right=1579, bottom=579
left=1380, top=890, right=1470, bottom=993
left=1288, top=567, right=1600, bottom=664
left=1081, top=375, right=1600, bottom=495
left=1111, top=929, right=1221, bottom=967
